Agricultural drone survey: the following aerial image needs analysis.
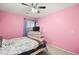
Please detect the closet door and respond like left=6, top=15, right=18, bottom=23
left=23, top=18, right=28, bottom=36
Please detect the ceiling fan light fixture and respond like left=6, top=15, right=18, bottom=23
left=32, top=8, right=38, bottom=13
left=21, top=3, right=44, bottom=14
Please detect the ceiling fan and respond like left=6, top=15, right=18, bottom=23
left=21, top=3, right=46, bottom=13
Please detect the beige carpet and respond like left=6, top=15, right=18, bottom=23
left=37, top=44, right=73, bottom=55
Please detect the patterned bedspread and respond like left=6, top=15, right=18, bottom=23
left=0, top=37, right=39, bottom=55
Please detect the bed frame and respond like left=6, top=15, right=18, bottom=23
left=18, top=40, right=47, bottom=55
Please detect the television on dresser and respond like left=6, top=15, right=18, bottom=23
left=33, top=26, right=40, bottom=31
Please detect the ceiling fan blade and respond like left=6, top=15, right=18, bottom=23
left=31, top=3, right=34, bottom=6
left=22, top=3, right=30, bottom=6
left=35, top=3, right=38, bottom=8
left=38, top=6, right=46, bottom=9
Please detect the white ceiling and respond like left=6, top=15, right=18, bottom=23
left=0, top=3, right=75, bottom=18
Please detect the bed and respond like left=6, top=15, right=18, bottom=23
left=0, top=37, right=47, bottom=55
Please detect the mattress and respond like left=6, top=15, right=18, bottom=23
left=0, top=37, right=39, bottom=55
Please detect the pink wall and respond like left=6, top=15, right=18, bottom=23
left=0, top=11, right=24, bottom=39
left=39, top=4, right=79, bottom=54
